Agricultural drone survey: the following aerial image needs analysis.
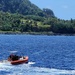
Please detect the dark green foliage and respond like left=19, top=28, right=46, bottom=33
left=25, top=15, right=45, bottom=21
left=0, top=0, right=55, bottom=18
left=43, top=8, right=55, bottom=17
left=0, top=11, right=75, bottom=34
left=0, top=0, right=75, bottom=34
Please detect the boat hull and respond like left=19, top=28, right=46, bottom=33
left=10, top=56, right=28, bottom=65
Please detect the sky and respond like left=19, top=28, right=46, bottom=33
left=29, top=0, right=75, bottom=20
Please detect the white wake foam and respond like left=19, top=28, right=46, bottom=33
left=0, top=62, right=75, bottom=75
left=9, top=50, right=18, bottom=53
left=28, top=62, right=35, bottom=65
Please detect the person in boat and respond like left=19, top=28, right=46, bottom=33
left=8, top=54, right=21, bottom=61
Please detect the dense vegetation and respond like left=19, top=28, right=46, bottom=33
left=0, top=0, right=75, bottom=34
left=0, top=0, right=54, bottom=17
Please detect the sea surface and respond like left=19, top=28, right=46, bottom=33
left=0, top=34, right=75, bottom=75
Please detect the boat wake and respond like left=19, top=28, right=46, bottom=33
left=9, top=50, right=18, bottom=53
left=28, top=62, right=35, bottom=65
left=0, top=62, right=75, bottom=75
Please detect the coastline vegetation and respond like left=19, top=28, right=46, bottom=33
left=0, top=0, right=75, bottom=35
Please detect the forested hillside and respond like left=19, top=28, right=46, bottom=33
left=0, top=0, right=54, bottom=17
left=0, top=0, right=75, bottom=34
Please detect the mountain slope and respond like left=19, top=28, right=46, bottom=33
left=0, top=0, right=54, bottom=17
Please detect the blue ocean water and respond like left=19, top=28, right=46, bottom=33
left=0, top=34, right=75, bottom=75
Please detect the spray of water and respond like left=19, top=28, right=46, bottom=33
left=0, top=61, right=75, bottom=75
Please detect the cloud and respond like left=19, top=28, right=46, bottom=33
left=62, top=5, right=68, bottom=9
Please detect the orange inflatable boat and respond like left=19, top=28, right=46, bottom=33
left=9, top=56, right=28, bottom=65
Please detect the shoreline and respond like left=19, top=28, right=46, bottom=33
left=0, top=31, right=75, bottom=36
